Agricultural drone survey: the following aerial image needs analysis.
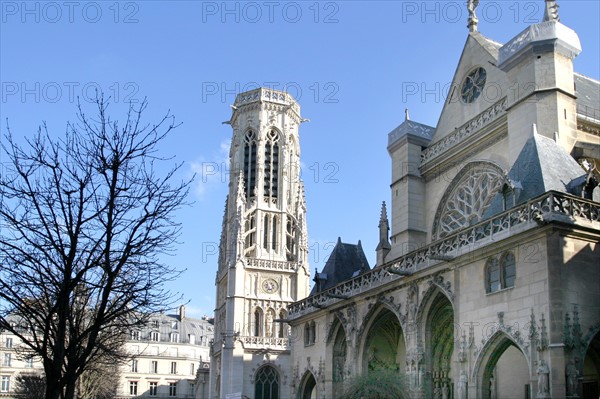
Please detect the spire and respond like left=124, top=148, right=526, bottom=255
left=467, top=0, right=479, bottom=32
left=376, top=202, right=391, bottom=266
left=405, top=108, right=410, bottom=121
left=543, top=0, right=560, bottom=22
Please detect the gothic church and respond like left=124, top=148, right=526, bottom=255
left=210, top=1, right=600, bottom=398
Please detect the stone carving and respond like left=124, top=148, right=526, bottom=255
left=458, top=370, right=468, bottom=399
left=421, top=98, right=507, bottom=166
left=539, top=313, right=549, bottom=352
left=467, top=0, right=479, bottom=32
left=564, top=305, right=583, bottom=351
left=429, top=274, right=455, bottom=301
left=543, top=0, right=559, bottom=22
left=566, top=358, right=579, bottom=396
left=536, top=360, right=550, bottom=398
left=406, top=283, right=419, bottom=322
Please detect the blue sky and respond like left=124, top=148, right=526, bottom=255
left=1, top=0, right=599, bottom=318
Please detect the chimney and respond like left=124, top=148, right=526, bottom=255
left=179, top=304, right=185, bottom=321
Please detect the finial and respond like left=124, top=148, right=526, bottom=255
left=405, top=108, right=410, bottom=121
left=379, top=201, right=388, bottom=223
left=467, top=0, right=479, bottom=32
left=543, top=0, right=560, bottom=22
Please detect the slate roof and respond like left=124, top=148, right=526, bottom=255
left=471, top=31, right=502, bottom=59
left=310, top=238, right=370, bottom=295
left=575, top=73, right=600, bottom=118
left=134, top=310, right=214, bottom=346
left=484, top=131, right=587, bottom=218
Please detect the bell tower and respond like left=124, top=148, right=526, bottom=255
left=210, top=88, right=310, bottom=399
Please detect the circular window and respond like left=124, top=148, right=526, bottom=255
left=461, top=67, right=487, bottom=103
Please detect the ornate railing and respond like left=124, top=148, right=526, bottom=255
left=246, top=258, right=298, bottom=271
left=420, top=98, right=507, bottom=166
left=288, top=191, right=600, bottom=318
left=238, top=335, right=289, bottom=349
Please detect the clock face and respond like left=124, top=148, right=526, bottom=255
left=461, top=67, right=487, bottom=103
left=262, top=279, right=279, bottom=294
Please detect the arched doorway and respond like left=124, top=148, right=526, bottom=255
left=478, top=335, right=530, bottom=399
left=332, top=324, right=347, bottom=397
left=362, top=307, right=406, bottom=373
left=299, top=371, right=317, bottom=399
left=583, top=330, right=600, bottom=399
left=255, top=365, right=280, bottom=399
left=424, top=291, right=454, bottom=398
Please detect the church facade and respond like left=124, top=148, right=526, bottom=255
left=210, top=2, right=600, bottom=399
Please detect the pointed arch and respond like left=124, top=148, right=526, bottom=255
left=415, top=283, right=455, bottom=338
left=582, top=325, right=600, bottom=398
left=264, top=128, right=280, bottom=199
left=332, top=321, right=348, bottom=397
left=255, top=365, right=280, bottom=399
left=358, top=305, right=407, bottom=374
left=253, top=307, right=264, bottom=336
left=277, top=309, right=287, bottom=338
left=356, top=300, right=407, bottom=353
left=417, top=287, right=455, bottom=397
left=473, top=331, right=531, bottom=399
left=243, top=129, right=258, bottom=198
left=432, top=161, right=508, bottom=239
left=298, top=370, right=318, bottom=399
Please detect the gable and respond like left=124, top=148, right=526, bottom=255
left=431, top=32, right=508, bottom=146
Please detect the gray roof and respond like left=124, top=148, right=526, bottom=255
left=310, top=238, right=370, bottom=295
left=484, top=132, right=586, bottom=218
left=472, top=31, right=502, bottom=59
left=134, top=311, right=214, bottom=346
left=575, top=73, right=600, bottom=119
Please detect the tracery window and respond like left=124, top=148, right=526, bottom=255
left=433, top=162, right=506, bottom=239
left=243, top=130, right=257, bottom=198
left=304, top=321, right=316, bottom=346
left=502, top=183, right=515, bottom=211
left=485, top=251, right=516, bottom=293
left=286, top=217, right=297, bottom=261
left=254, top=366, right=280, bottom=399
left=244, top=211, right=257, bottom=254
left=264, top=129, right=280, bottom=199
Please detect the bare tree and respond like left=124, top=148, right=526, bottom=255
left=0, top=97, right=191, bottom=399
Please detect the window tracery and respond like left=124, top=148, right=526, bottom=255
left=264, top=129, right=280, bottom=199
left=433, top=162, right=506, bottom=239
left=485, top=251, right=516, bottom=293
left=254, top=366, right=280, bottom=399
left=244, top=211, right=257, bottom=256
left=243, top=130, right=257, bottom=198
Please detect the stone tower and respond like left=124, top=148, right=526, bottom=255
left=210, top=88, right=311, bottom=399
